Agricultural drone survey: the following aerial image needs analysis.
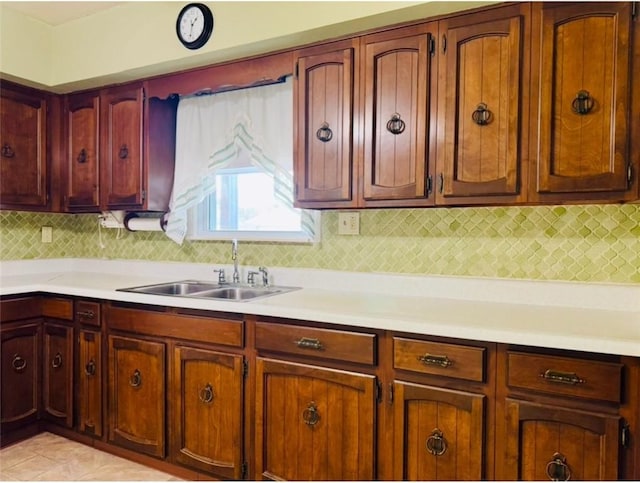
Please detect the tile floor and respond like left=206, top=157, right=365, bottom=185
left=0, top=432, right=181, bottom=481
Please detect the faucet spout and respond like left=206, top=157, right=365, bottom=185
left=231, top=239, right=240, bottom=283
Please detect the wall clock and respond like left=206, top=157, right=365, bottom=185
left=176, top=3, right=214, bottom=50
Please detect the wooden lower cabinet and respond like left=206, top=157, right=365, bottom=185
left=170, top=345, right=244, bottom=478
left=78, top=329, right=102, bottom=437
left=393, top=382, right=485, bottom=480
left=501, top=399, right=620, bottom=480
left=0, top=321, right=40, bottom=434
left=255, top=357, right=376, bottom=481
left=108, top=334, right=165, bottom=458
left=42, top=321, right=74, bottom=427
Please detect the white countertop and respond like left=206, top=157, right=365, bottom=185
left=1, top=259, right=639, bottom=357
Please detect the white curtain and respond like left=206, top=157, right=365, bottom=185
left=165, top=76, right=312, bottom=244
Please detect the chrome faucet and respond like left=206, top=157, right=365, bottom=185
left=259, top=266, right=269, bottom=287
left=231, top=239, right=240, bottom=284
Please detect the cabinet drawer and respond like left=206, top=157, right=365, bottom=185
left=394, top=337, right=485, bottom=382
left=507, top=351, right=623, bottom=403
left=106, top=306, right=243, bottom=348
left=0, top=297, right=41, bottom=322
left=255, top=322, right=376, bottom=365
left=42, top=297, right=73, bottom=321
left=75, top=300, right=101, bottom=327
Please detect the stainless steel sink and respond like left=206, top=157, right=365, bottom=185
left=195, top=286, right=291, bottom=301
left=117, top=280, right=298, bottom=302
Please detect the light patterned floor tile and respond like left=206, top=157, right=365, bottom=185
left=0, top=433, right=180, bottom=481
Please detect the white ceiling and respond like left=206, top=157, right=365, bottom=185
left=3, top=1, right=123, bottom=26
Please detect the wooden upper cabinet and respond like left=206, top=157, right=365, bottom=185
left=101, top=84, right=145, bottom=209
left=294, top=39, right=358, bottom=208
left=437, top=4, right=530, bottom=205
left=0, top=83, right=48, bottom=209
left=362, top=24, right=436, bottom=207
left=65, top=91, right=100, bottom=212
left=531, top=2, right=636, bottom=201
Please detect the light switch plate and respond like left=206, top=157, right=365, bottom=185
left=41, top=226, right=53, bottom=243
left=338, top=212, right=360, bottom=235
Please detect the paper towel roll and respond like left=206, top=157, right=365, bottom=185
left=124, top=215, right=165, bottom=232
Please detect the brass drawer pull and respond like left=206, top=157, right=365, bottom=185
left=418, top=353, right=452, bottom=368
left=85, top=359, right=96, bottom=376
left=51, top=352, right=63, bottom=369
left=426, top=428, right=447, bottom=456
left=302, top=401, right=320, bottom=427
left=540, top=369, right=585, bottom=385
left=545, top=452, right=571, bottom=481
left=77, top=310, right=95, bottom=320
left=199, top=383, right=214, bottom=404
left=12, top=354, right=27, bottom=372
left=295, top=337, right=324, bottom=351
left=129, top=369, right=142, bottom=388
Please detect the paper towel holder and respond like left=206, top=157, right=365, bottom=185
left=123, top=212, right=168, bottom=232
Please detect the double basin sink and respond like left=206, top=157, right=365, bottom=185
left=117, top=280, right=299, bottom=302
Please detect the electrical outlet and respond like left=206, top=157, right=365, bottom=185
left=338, top=212, right=360, bottom=235
left=41, top=226, right=53, bottom=243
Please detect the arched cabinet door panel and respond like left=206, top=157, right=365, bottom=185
left=531, top=2, right=636, bottom=201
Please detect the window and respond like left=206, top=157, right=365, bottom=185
left=189, top=167, right=319, bottom=242
left=166, top=76, right=319, bottom=244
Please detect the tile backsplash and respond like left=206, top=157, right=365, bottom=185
left=1, top=205, right=639, bottom=283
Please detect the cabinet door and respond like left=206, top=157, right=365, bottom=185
left=393, top=381, right=484, bottom=480
left=78, top=329, right=102, bottom=437
left=0, top=322, right=40, bottom=432
left=101, top=84, right=144, bottom=209
left=42, top=322, right=74, bottom=427
left=437, top=5, right=528, bottom=204
left=171, top=346, right=244, bottom=478
left=532, top=2, right=634, bottom=199
left=294, top=40, right=357, bottom=207
left=108, top=335, right=165, bottom=457
left=0, top=85, right=48, bottom=208
left=501, top=399, right=620, bottom=480
left=65, top=91, right=100, bottom=212
left=255, top=358, right=376, bottom=481
left=363, top=26, right=435, bottom=205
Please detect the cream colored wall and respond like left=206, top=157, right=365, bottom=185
left=1, top=1, right=493, bottom=91
left=0, top=5, right=52, bottom=89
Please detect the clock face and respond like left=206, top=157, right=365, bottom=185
left=176, top=3, right=214, bottom=50
left=179, top=5, right=205, bottom=43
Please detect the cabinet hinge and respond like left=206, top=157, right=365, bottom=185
left=426, top=174, right=433, bottom=195
left=141, top=190, right=146, bottom=202
left=621, top=423, right=631, bottom=448
left=242, top=359, right=248, bottom=378
left=428, top=36, right=436, bottom=56
left=295, top=62, right=299, bottom=79
left=241, top=461, right=248, bottom=479
left=375, top=380, right=383, bottom=403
